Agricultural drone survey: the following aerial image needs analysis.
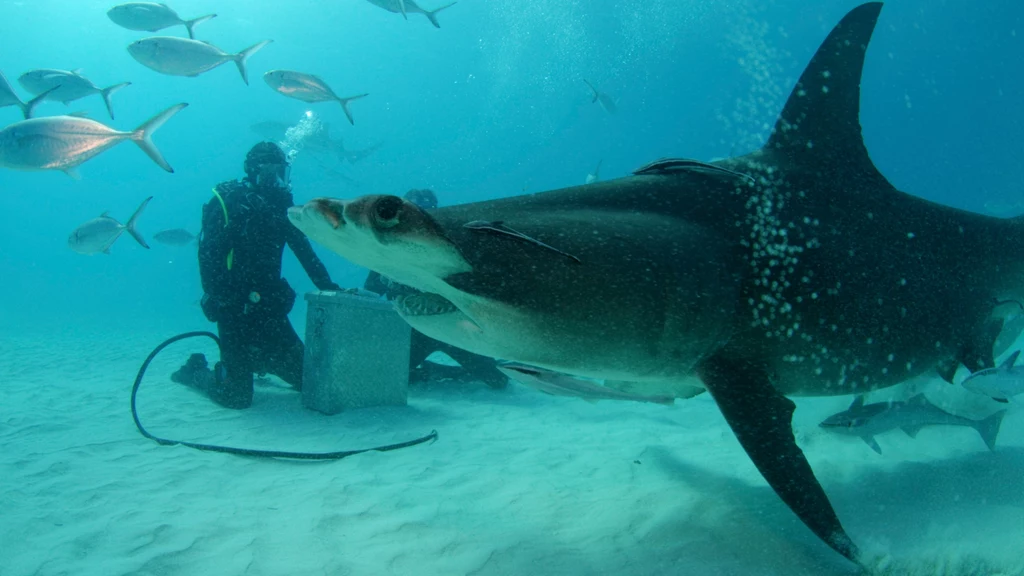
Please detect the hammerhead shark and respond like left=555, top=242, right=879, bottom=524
left=288, top=3, right=1022, bottom=565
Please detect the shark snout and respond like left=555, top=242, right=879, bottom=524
left=289, top=198, right=348, bottom=232
left=311, top=197, right=346, bottom=229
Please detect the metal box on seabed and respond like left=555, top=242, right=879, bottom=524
left=302, top=291, right=411, bottom=415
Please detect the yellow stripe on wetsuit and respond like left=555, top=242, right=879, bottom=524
left=211, top=187, right=234, bottom=271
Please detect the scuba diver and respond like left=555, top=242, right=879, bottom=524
left=173, top=141, right=341, bottom=409
left=364, top=189, right=509, bottom=390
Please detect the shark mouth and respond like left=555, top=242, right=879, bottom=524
left=394, top=292, right=459, bottom=317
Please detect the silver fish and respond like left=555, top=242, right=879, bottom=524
left=263, top=70, right=368, bottom=125
left=0, top=103, right=187, bottom=178
left=583, top=79, right=617, bottom=115
left=18, top=69, right=130, bottom=120
left=152, top=228, right=195, bottom=246
left=362, top=0, right=457, bottom=28
left=0, top=70, right=52, bottom=119
left=961, top=350, right=1024, bottom=403
left=107, top=2, right=216, bottom=39
left=819, top=394, right=1006, bottom=454
left=498, top=362, right=675, bottom=405
left=127, top=37, right=272, bottom=85
left=69, top=196, right=152, bottom=255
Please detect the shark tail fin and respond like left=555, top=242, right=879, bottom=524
left=976, top=410, right=1006, bottom=451
left=232, top=40, right=273, bottom=85
left=764, top=2, right=893, bottom=192
left=130, top=103, right=188, bottom=172
left=424, top=2, right=456, bottom=28
left=184, top=13, right=217, bottom=39
left=125, top=196, right=153, bottom=249
left=583, top=79, right=599, bottom=102
left=337, top=93, right=369, bottom=125
left=99, top=82, right=131, bottom=120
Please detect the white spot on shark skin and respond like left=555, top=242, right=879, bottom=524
left=822, top=85, right=830, bottom=94
left=822, top=70, right=832, bottom=78
left=907, top=232, right=916, bottom=239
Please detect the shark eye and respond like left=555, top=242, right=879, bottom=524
left=373, top=196, right=403, bottom=229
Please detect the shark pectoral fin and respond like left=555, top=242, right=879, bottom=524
left=861, top=436, right=883, bottom=454
left=1000, top=350, right=1021, bottom=370
left=993, top=397, right=1010, bottom=404
left=697, top=355, right=861, bottom=565
left=900, top=424, right=924, bottom=439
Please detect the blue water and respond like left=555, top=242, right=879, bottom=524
left=2, top=0, right=1020, bottom=334
left=1, top=0, right=1022, bottom=572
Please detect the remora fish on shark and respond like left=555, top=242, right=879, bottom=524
left=961, top=350, right=1024, bottom=402
left=498, top=362, right=675, bottom=405
left=289, top=3, right=1024, bottom=565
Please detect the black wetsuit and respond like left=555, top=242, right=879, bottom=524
left=364, top=271, right=507, bottom=388
left=198, top=180, right=339, bottom=408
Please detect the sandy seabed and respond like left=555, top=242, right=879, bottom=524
left=2, top=328, right=1022, bottom=576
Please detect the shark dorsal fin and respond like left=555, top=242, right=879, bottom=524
left=1000, top=350, right=1020, bottom=370
left=849, top=395, right=865, bottom=410
left=765, top=2, right=889, bottom=185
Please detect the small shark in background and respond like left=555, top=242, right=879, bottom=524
left=819, top=395, right=1006, bottom=454
left=68, top=196, right=152, bottom=255
left=583, top=79, right=616, bottom=115
left=498, top=362, right=675, bottom=405
left=585, top=159, right=602, bottom=184
left=362, top=0, right=457, bottom=28
left=250, top=120, right=381, bottom=165
left=961, top=350, right=1024, bottom=403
